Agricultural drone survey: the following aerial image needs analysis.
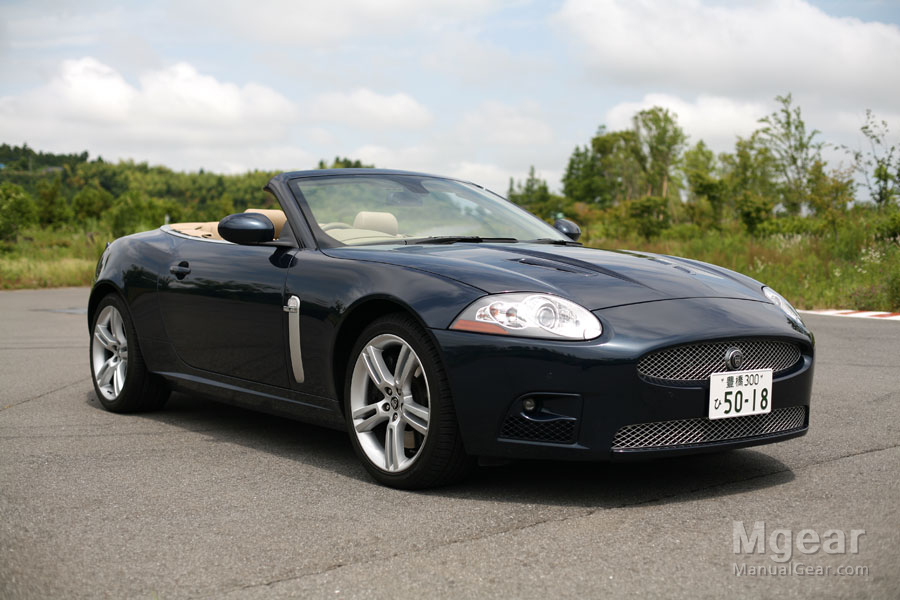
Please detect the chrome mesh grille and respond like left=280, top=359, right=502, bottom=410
left=637, top=339, right=801, bottom=384
left=612, top=406, right=806, bottom=450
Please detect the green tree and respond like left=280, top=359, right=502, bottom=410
left=0, top=143, right=89, bottom=171
left=846, top=109, right=899, bottom=208
left=72, top=184, right=113, bottom=222
left=317, top=157, right=374, bottom=169
left=735, top=191, right=774, bottom=235
left=508, top=166, right=569, bottom=221
left=683, top=141, right=727, bottom=227
left=36, top=178, right=73, bottom=226
left=563, top=127, right=645, bottom=207
left=562, top=145, right=605, bottom=205
left=807, top=161, right=853, bottom=239
left=631, top=107, right=687, bottom=200
left=720, top=133, right=778, bottom=222
left=103, top=191, right=171, bottom=237
left=70, top=160, right=131, bottom=197
left=626, top=195, right=670, bottom=240
left=756, top=93, right=823, bottom=214
left=200, top=193, right=236, bottom=221
left=0, top=182, right=39, bottom=240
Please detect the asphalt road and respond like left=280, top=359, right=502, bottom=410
left=1, top=287, right=898, bottom=599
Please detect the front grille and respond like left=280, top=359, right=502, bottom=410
left=611, top=406, right=806, bottom=450
left=637, top=339, right=802, bottom=384
left=500, top=415, right=576, bottom=444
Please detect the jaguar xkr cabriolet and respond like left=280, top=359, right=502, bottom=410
left=88, top=169, right=814, bottom=488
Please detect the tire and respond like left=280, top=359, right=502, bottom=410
left=89, top=293, right=169, bottom=413
left=344, top=313, right=471, bottom=489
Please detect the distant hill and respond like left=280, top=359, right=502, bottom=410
left=0, top=144, right=91, bottom=172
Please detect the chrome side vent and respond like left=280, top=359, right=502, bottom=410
left=284, top=295, right=304, bottom=383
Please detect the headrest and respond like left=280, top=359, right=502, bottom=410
left=244, top=208, right=287, bottom=238
left=353, top=211, right=398, bottom=236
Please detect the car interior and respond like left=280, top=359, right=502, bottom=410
left=168, top=208, right=403, bottom=245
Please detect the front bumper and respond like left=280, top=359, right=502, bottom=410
left=433, top=297, right=814, bottom=461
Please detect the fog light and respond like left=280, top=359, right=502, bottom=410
left=522, top=398, right=537, bottom=412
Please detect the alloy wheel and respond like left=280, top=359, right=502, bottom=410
left=349, top=334, right=431, bottom=472
left=91, top=305, right=129, bottom=400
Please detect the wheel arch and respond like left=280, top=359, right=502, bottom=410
left=331, top=296, right=437, bottom=416
left=87, top=281, right=125, bottom=331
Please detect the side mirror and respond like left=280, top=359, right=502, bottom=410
left=553, top=218, right=581, bottom=242
left=218, top=213, right=275, bottom=245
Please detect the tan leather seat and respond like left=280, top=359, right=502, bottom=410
left=170, top=208, right=287, bottom=241
left=353, top=211, right=398, bottom=236
left=169, top=222, right=223, bottom=240
left=244, top=208, right=288, bottom=238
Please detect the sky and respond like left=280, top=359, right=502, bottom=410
left=1, top=0, right=899, bottom=194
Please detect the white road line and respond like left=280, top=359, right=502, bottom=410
left=799, top=309, right=900, bottom=321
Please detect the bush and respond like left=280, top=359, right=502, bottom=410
left=735, top=192, right=774, bottom=235
left=626, top=196, right=670, bottom=240
left=0, top=182, right=39, bottom=241
left=887, top=272, right=900, bottom=311
left=103, top=191, right=172, bottom=237
left=662, top=223, right=705, bottom=241
left=757, top=215, right=821, bottom=237
left=72, top=185, right=113, bottom=221
left=36, top=178, right=73, bottom=226
left=875, top=209, right=900, bottom=242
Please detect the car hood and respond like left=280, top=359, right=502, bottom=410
left=323, top=243, right=768, bottom=311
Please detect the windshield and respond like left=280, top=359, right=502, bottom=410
left=290, top=174, right=569, bottom=246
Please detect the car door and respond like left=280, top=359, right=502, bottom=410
left=157, top=234, right=296, bottom=389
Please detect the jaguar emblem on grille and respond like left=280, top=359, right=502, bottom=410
left=725, top=347, right=744, bottom=370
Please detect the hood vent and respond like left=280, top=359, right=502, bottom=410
left=512, top=257, right=596, bottom=276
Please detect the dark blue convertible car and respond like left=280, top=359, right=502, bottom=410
left=88, top=169, right=814, bottom=488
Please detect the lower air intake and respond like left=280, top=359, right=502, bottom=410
left=612, top=406, right=806, bottom=450
left=500, top=415, right=576, bottom=444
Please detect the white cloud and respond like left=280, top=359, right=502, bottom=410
left=604, top=94, right=767, bottom=153
left=4, top=5, right=126, bottom=50
left=310, top=89, right=433, bottom=130
left=136, top=63, right=296, bottom=131
left=556, top=0, right=900, bottom=107
left=344, top=147, right=530, bottom=195
left=447, top=162, right=515, bottom=194
left=0, top=57, right=305, bottom=171
left=602, top=92, right=900, bottom=165
left=216, top=145, right=315, bottom=174
left=420, top=34, right=546, bottom=86
left=447, top=163, right=563, bottom=197
left=351, top=144, right=439, bottom=172
left=184, top=0, right=510, bottom=46
left=459, top=101, right=554, bottom=146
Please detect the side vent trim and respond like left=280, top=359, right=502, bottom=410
left=284, top=295, right=305, bottom=383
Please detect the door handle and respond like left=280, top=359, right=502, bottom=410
left=169, top=262, right=191, bottom=278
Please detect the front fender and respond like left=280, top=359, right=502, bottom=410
left=88, top=229, right=172, bottom=345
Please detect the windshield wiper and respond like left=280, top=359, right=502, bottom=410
left=527, top=238, right=582, bottom=246
left=407, top=236, right=519, bottom=245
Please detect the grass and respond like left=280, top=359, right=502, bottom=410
left=583, top=222, right=900, bottom=311
left=0, top=256, right=96, bottom=289
left=3, top=218, right=900, bottom=311
left=0, top=225, right=108, bottom=289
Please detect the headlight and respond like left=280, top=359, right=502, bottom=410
left=450, top=293, right=602, bottom=340
left=763, top=286, right=803, bottom=324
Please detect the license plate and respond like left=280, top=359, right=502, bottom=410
left=709, top=368, right=773, bottom=420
